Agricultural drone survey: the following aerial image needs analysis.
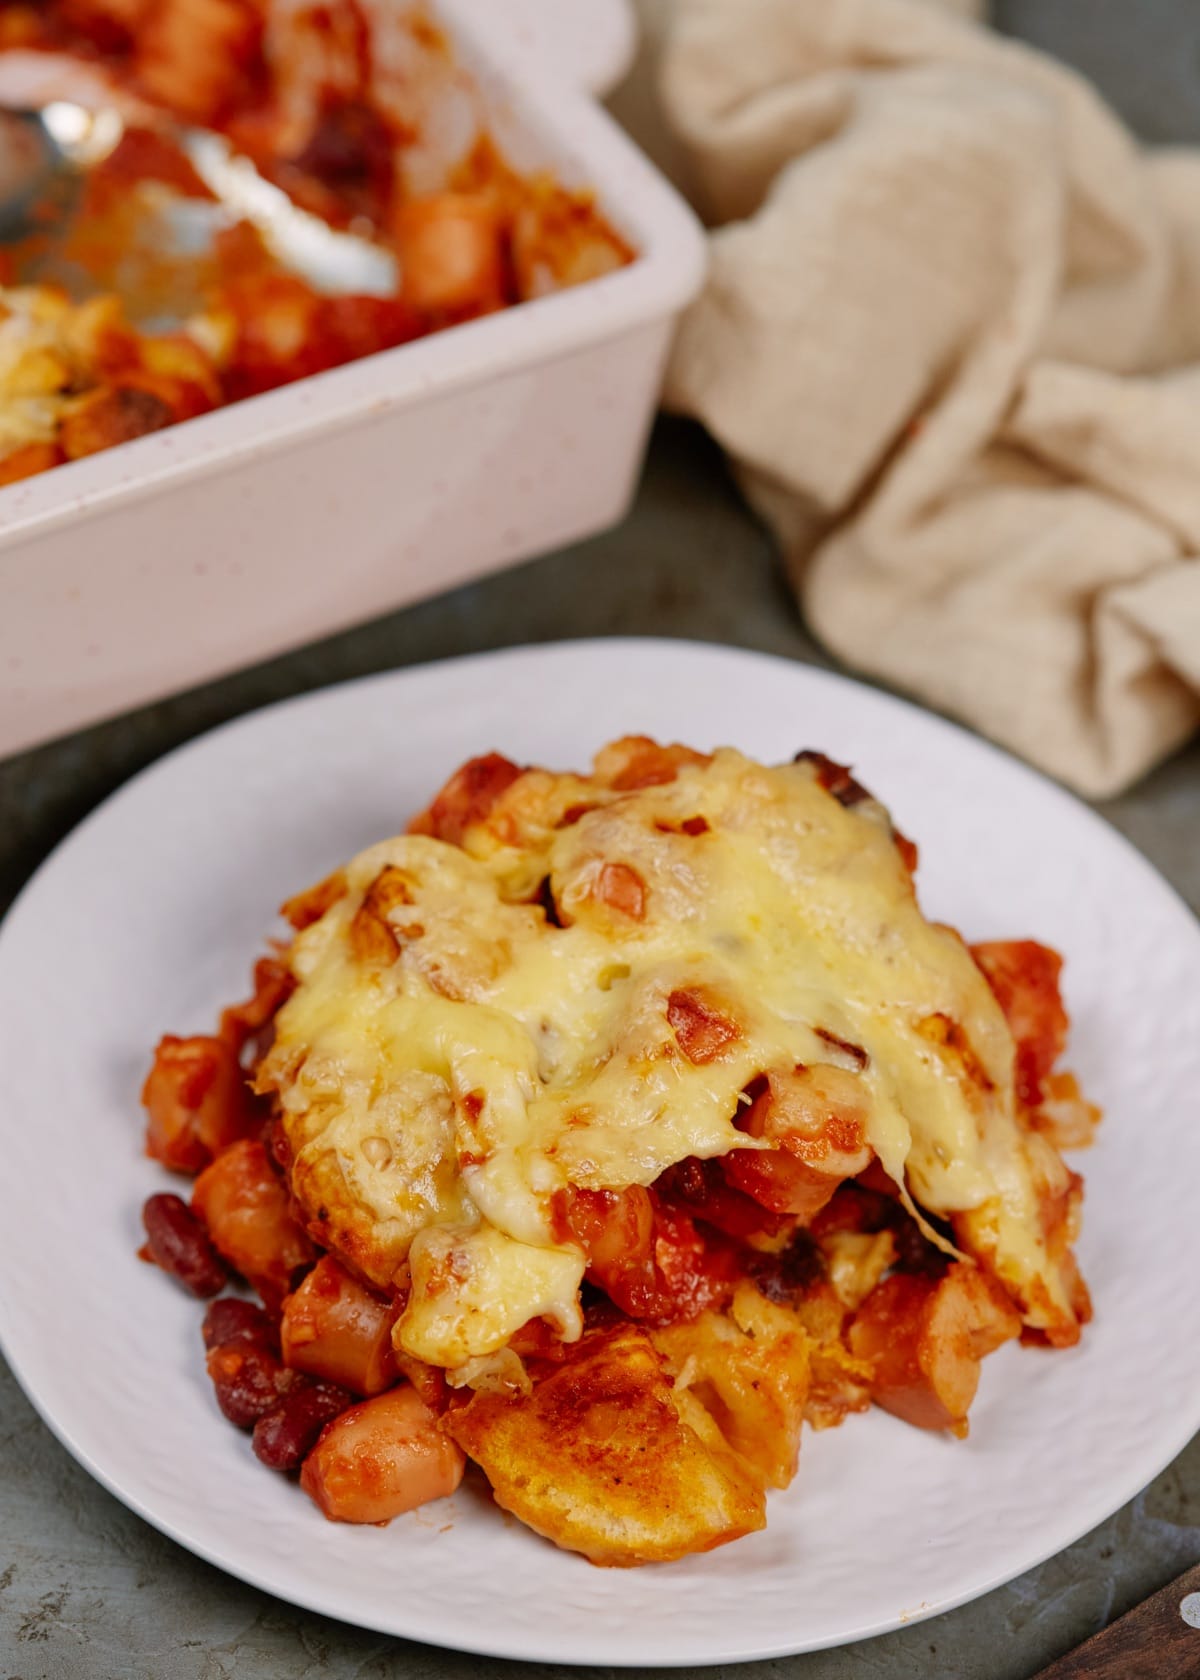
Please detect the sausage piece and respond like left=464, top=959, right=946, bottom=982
left=281, top=1256, right=400, bottom=1397
left=142, top=1034, right=258, bottom=1174
left=191, top=1138, right=316, bottom=1308
left=724, top=1066, right=873, bottom=1223
left=849, top=1263, right=1021, bottom=1435
left=300, top=1386, right=465, bottom=1523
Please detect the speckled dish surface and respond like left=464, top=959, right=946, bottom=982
left=0, top=639, right=1197, bottom=1667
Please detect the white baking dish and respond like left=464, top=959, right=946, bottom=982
left=0, top=0, right=705, bottom=759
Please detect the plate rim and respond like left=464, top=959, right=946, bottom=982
left=1, top=635, right=1198, bottom=1667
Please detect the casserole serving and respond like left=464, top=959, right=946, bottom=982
left=1, top=640, right=1199, bottom=1659
left=138, top=730, right=1097, bottom=1565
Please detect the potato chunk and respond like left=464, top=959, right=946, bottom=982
left=444, top=1323, right=765, bottom=1566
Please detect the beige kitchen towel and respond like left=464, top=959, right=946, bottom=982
left=656, top=0, right=1200, bottom=796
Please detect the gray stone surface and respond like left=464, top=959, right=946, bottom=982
left=1, top=418, right=1197, bottom=1680
left=994, top=0, right=1200, bottom=144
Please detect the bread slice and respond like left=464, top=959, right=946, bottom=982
left=444, top=1322, right=765, bottom=1566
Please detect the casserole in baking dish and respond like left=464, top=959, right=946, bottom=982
left=0, top=0, right=705, bottom=757
left=0, top=1, right=635, bottom=485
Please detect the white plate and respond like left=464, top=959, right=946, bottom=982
left=1, top=639, right=1198, bottom=1668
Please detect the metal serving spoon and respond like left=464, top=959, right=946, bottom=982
left=0, top=100, right=398, bottom=297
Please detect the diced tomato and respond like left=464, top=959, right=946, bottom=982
left=554, top=1184, right=734, bottom=1323
left=655, top=1157, right=790, bottom=1245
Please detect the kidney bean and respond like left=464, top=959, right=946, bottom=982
left=205, top=1337, right=293, bottom=1428
left=142, top=1193, right=227, bottom=1297
left=201, top=1296, right=276, bottom=1352
left=252, top=1381, right=354, bottom=1472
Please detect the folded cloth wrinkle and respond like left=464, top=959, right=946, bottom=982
left=657, top=0, right=1200, bottom=793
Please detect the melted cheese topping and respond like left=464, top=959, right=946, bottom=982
left=266, top=747, right=1075, bottom=1370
